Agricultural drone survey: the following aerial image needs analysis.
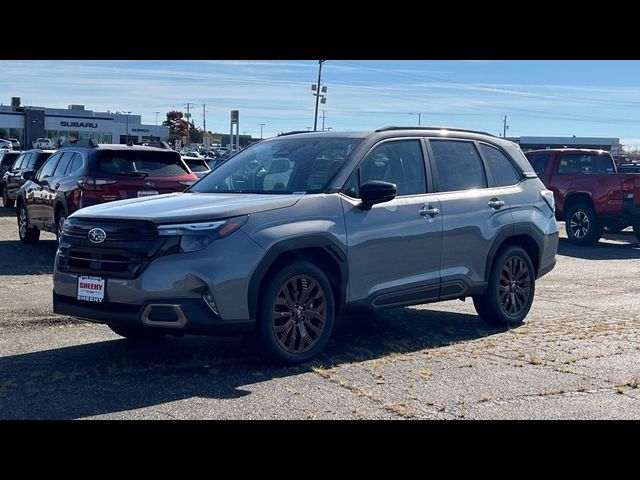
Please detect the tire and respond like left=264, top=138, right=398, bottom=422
left=565, top=203, right=602, bottom=245
left=108, top=324, right=166, bottom=340
left=55, top=207, right=67, bottom=242
left=2, top=185, right=14, bottom=208
left=17, top=202, right=40, bottom=244
left=474, top=245, right=536, bottom=326
left=255, top=260, right=335, bottom=364
left=633, top=223, right=640, bottom=243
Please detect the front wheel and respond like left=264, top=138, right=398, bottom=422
left=256, top=261, right=335, bottom=364
left=565, top=203, right=601, bottom=245
left=17, top=203, right=40, bottom=244
left=474, top=245, right=535, bottom=326
left=55, top=208, right=67, bottom=242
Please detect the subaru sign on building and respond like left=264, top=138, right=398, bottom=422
left=0, top=98, right=168, bottom=148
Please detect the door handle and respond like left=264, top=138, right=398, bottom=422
left=419, top=205, right=440, bottom=217
left=488, top=198, right=505, bottom=209
left=54, top=183, right=60, bottom=189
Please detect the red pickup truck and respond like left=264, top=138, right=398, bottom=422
left=525, top=148, right=640, bottom=245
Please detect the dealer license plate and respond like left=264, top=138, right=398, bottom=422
left=77, top=275, right=105, bottom=303
left=137, top=190, right=159, bottom=197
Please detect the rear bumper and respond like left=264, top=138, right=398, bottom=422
left=53, top=292, right=255, bottom=335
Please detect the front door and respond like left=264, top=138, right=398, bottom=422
left=341, top=138, right=442, bottom=307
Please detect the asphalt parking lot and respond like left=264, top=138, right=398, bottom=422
left=1, top=207, right=639, bottom=419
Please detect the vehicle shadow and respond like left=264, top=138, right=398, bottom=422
left=0, top=207, right=16, bottom=218
left=0, top=308, right=505, bottom=419
left=557, top=237, right=640, bottom=260
left=0, top=239, right=57, bottom=275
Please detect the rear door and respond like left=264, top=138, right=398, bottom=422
left=341, top=138, right=442, bottom=306
left=40, top=151, right=75, bottom=229
left=428, top=139, right=515, bottom=292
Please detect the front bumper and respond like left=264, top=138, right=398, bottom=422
left=53, top=293, right=254, bottom=334
left=53, top=229, right=265, bottom=333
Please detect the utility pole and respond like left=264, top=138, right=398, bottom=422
left=154, top=111, right=160, bottom=125
left=313, top=60, right=326, bottom=132
left=202, top=103, right=206, bottom=133
left=322, top=110, right=326, bottom=131
left=184, top=102, right=195, bottom=145
left=503, top=114, right=508, bottom=138
left=259, top=123, right=266, bottom=139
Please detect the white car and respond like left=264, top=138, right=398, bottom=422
left=33, top=138, right=54, bottom=149
left=0, top=139, right=12, bottom=150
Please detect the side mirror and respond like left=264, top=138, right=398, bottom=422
left=359, top=180, right=397, bottom=208
left=23, top=170, right=36, bottom=181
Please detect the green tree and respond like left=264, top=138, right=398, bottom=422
left=188, top=121, right=203, bottom=144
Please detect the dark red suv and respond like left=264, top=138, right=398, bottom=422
left=16, top=140, right=197, bottom=243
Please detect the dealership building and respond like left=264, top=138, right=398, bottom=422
left=0, top=98, right=168, bottom=148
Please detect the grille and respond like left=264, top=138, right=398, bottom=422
left=57, top=218, right=166, bottom=278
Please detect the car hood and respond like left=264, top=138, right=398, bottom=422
left=70, top=192, right=304, bottom=224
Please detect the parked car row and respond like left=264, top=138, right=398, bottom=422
left=2, top=141, right=198, bottom=242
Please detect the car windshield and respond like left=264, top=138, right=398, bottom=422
left=97, top=151, right=189, bottom=177
left=190, top=136, right=362, bottom=194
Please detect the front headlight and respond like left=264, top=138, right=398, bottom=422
left=157, top=216, right=248, bottom=253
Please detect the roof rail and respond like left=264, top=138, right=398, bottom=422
left=277, top=130, right=314, bottom=137
left=375, top=126, right=497, bottom=137
left=62, top=138, right=99, bottom=148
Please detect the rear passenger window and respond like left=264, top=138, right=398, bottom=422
left=356, top=140, right=427, bottom=197
left=479, top=143, right=521, bottom=186
left=527, top=153, right=550, bottom=175
left=66, top=153, right=83, bottom=174
left=53, top=152, right=75, bottom=176
left=430, top=140, right=487, bottom=192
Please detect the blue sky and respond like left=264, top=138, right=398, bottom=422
left=3, top=60, right=640, bottom=145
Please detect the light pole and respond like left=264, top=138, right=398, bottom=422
left=154, top=111, right=160, bottom=126
left=307, top=126, right=312, bottom=131
left=124, top=111, right=131, bottom=143
left=409, top=112, right=422, bottom=126
left=312, top=60, right=327, bottom=131
left=259, top=123, right=266, bottom=139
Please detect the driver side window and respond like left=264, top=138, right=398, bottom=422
left=36, top=153, right=62, bottom=181
left=343, top=139, right=427, bottom=199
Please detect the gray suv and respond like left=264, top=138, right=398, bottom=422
left=53, top=127, right=558, bottom=363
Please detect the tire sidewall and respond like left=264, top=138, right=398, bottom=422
left=257, top=261, right=335, bottom=364
left=565, top=204, right=600, bottom=245
left=17, top=202, right=28, bottom=242
left=488, top=246, right=536, bottom=326
left=55, top=208, right=67, bottom=241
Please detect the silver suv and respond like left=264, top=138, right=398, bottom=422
left=53, top=127, right=558, bottom=363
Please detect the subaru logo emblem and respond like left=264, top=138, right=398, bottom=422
left=88, top=228, right=107, bottom=244
left=144, top=181, right=155, bottom=187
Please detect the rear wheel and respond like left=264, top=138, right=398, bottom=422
left=256, top=260, right=335, bottom=364
left=474, top=245, right=535, bottom=326
left=565, top=203, right=601, bottom=245
left=2, top=185, right=14, bottom=208
left=108, top=324, right=166, bottom=340
left=17, top=202, right=40, bottom=244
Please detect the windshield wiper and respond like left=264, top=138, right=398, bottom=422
left=118, top=171, right=150, bottom=177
